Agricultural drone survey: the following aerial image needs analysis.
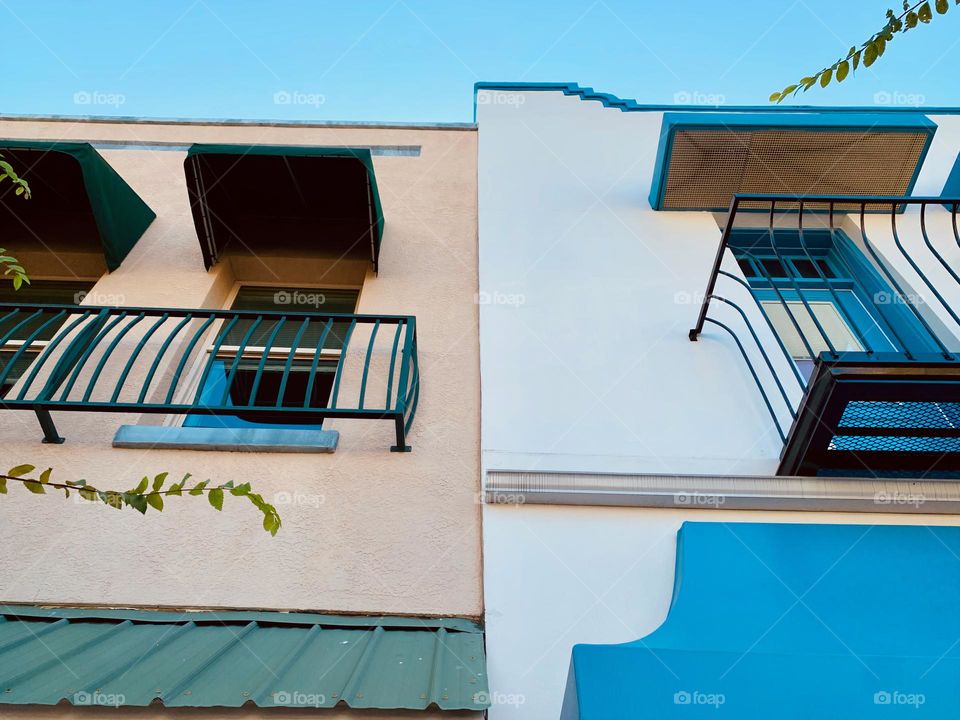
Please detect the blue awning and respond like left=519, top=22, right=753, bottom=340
left=562, top=522, right=960, bottom=719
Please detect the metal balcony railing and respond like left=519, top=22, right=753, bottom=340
left=0, top=304, right=420, bottom=451
left=690, top=194, right=960, bottom=476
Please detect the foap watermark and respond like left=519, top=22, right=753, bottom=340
left=874, top=91, right=926, bottom=107
left=874, top=490, right=925, bottom=509
left=673, top=90, right=726, bottom=106
left=75, top=290, right=125, bottom=306
left=274, top=290, right=327, bottom=308
left=479, top=490, right=527, bottom=505
left=274, top=491, right=325, bottom=508
left=73, top=90, right=126, bottom=108
left=477, top=91, right=525, bottom=108
left=473, top=690, right=525, bottom=708
left=674, top=690, right=726, bottom=708
left=874, top=690, right=925, bottom=708
left=674, top=492, right=726, bottom=508
left=673, top=290, right=707, bottom=306
left=73, top=691, right=125, bottom=708
left=874, top=291, right=926, bottom=307
left=273, top=90, right=326, bottom=108
left=272, top=690, right=327, bottom=707
left=475, top=290, right=525, bottom=308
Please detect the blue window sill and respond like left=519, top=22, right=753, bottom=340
left=113, top=425, right=338, bottom=453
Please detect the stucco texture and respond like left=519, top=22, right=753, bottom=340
left=0, top=119, right=482, bottom=618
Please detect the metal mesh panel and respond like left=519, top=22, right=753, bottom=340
left=661, top=129, right=929, bottom=210
left=829, top=436, right=960, bottom=453
left=839, top=401, right=960, bottom=430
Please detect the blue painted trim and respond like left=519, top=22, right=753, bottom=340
left=943, top=153, right=960, bottom=210
left=473, top=81, right=960, bottom=121
left=647, top=112, right=937, bottom=211
left=113, top=424, right=339, bottom=453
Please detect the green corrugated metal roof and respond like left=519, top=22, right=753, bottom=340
left=0, top=606, right=488, bottom=711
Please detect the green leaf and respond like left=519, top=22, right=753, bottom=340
left=263, top=512, right=281, bottom=536
left=919, top=1, right=933, bottom=21
left=146, top=493, right=164, bottom=511
left=208, top=488, right=224, bottom=511
left=820, top=68, right=832, bottom=87
left=853, top=50, right=861, bottom=70
left=8, top=464, right=34, bottom=477
left=936, top=0, right=949, bottom=12
left=24, top=480, right=45, bottom=494
left=875, top=35, right=886, bottom=57
left=864, top=42, right=879, bottom=67
left=906, top=9, right=919, bottom=26
left=133, top=477, right=148, bottom=494
left=38, top=468, right=52, bottom=484
left=167, top=483, right=182, bottom=496
left=0, top=478, right=7, bottom=494
left=128, top=494, right=148, bottom=514
left=230, top=483, right=251, bottom=496
left=152, top=472, right=168, bottom=491
left=188, top=480, right=208, bottom=496
left=769, top=92, right=782, bottom=102
left=79, top=488, right=97, bottom=502
left=836, top=60, right=850, bottom=82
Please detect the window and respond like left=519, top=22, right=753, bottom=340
left=0, top=281, right=94, bottom=397
left=730, top=229, right=933, bottom=376
left=184, top=286, right=360, bottom=429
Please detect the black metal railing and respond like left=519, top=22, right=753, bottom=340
left=690, top=194, right=960, bottom=445
left=0, top=304, right=420, bottom=451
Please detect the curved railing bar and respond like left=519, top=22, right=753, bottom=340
left=799, top=202, right=874, bottom=355
left=734, top=243, right=818, bottom=361
left=110, top=312, right=170, bottom=404
left=275, top=318, right=310, bottom=408
left=58, top=312, right=130, bottom=401
left=917, top=204, right=960, bottom=331
left=704, top=317, right=787, bottom=442
left=0, top=310, right=39, bottom=348
left=135, top=313, right=193, bottom=403
left=403, top=339, right=420, bottom=434
left=247, top=317, right=287, bottom=407
left=302, top=319, right=333, bottom=408
left=357, top=319, right=381, bottom=410
left=328, top=319, right=357, bottom=409
left=717, top=270, right=806, bottom=388
left=218, top=316, right=263, bottom=405
left=15, top=311, right=94, bottom=399
left=164, top=314, right=217, bottom=404
left=709, top=294, right=797, bottom=417
left=384, top=321, right=403, bottom=409
left=766, top=201, right=837, bottom=357
left=82, top=312, right=147, bottom=402
left=0, top=311, right=67, bottom=388
left=858, top=203, right=951, bottom=359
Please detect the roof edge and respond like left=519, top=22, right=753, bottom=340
left=474, top=81, right=960, bottom=119
left=0, top=113, right=475, bottom=131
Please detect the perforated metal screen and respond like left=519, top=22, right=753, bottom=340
left=659, top=128, right=930, bottom=211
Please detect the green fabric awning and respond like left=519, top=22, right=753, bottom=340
left=0, top=140, right=156, bottom=271
left=184, top=144, right=385, bottom=272
left=0, top=606, right=488, bottom=711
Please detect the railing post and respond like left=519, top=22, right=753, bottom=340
left=34, top=408, right=64, bottom=444
left=390, top=414, right=410, bottom=453
left=690, top=196, right=739, bottom=341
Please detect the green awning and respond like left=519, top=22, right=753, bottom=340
left=184, top=144, right=385, bottom=272
left=0, top=606, right=488, bottom=711
left=0, top=141, right=156, bottom=271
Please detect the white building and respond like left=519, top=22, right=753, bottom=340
left=476, top=83, right=960, bottom=719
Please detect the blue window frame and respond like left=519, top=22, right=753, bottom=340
left=185, top=286, right=360, bottom=430
left=730, top=229, right=936, bottom=372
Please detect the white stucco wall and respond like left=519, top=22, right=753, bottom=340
left=476, top=88, right=960, bottom=720
left=0, top=119, right=482, bottom=619
left=477, top=90, right=960, bottom=477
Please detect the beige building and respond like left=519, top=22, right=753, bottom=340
left=0, top=116, right=485, bottom=717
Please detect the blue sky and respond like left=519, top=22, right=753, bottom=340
left=4, top=0, right=959, bottom=122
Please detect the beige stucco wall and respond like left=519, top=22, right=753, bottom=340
left=0, top=119, right=482, bottom=618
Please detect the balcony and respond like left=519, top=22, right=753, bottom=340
left=0, top=304, right=419, bottom=452
left=691, top=194, right=960, bottom=477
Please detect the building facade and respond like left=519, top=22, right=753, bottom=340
left=477, top=84, right=960, bottom=718
left=0, top=117, right=485, bottom=717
